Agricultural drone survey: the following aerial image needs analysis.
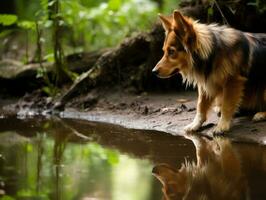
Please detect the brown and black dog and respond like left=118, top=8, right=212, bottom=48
left=152, top=10, right=266, bottom=134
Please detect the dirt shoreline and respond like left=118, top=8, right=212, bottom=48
left=61, top=91, right=266, bottom=145
left=2, top=91, right=266, bottom=145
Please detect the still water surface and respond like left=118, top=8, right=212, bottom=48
left=0, top=116, right=266, bottom=200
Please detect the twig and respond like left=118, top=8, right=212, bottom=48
left=54, top=116, right=91, bottom=140
left=213, top=0, right=229, bottom=25
left=36, top=21, right=53, bottom=89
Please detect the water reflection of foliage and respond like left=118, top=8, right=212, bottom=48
left=0, top=129, right=158, bottom=200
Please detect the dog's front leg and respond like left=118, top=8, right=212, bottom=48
left=213, top=76, right=246, bottom=134
left=184, top=87, right=214, bottom=132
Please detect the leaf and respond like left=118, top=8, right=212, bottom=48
left=43, top=122, right=51, bottom=129
left=59, top=20, right=65, bottom=26
left=0, top=14, right=18, bottom=26
left=42, top=86, right=52, bottom=96
left=44, top=53, right=54, bottom=62
left=106, top=150, right=119, bottom=165
left=26, top=143, right=33, bottom=152
left=42, top=86, right=58, bottom=96
left=36, top=68, right=45, bottom=79
left=40, top=0, right=48, bottom=10
left=17, top=20, right=36, bottom=30
left=108, top=0, right=121, bottom=10
left=40, top=37, right=45, bottom=43
left=48, top=0, right=56, bottom=7
left=43, top=20, right=53, bottom=28
left=208, top=7, right=214, bottom=16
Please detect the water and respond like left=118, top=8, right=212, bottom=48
left=0, top=116, right=265, bottom=200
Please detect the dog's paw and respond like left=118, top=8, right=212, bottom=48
left=184, top=122, right=201, bottom=133
left=213, top=106, right=221, bottom=117
left=212, top=122, right=230, bottom=136
left=252, top=112, right=266, bottom=122
left=213, top=106, right=221, bottom=114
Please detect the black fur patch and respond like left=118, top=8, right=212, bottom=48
left=192, top=30, right=217, bottom=79
left=248, top=34, right=266, bottom=83
left=192, top=29, right=251, bottom=81
left=234, top=32, right=250, bottom=76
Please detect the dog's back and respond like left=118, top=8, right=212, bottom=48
left=242, top=33, right=266, bottom=110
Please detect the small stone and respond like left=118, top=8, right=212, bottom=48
left=142, top=106, right=149, bottom=115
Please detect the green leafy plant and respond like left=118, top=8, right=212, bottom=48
left=61, top=0, right=158, bottom=51
left=0, top=14, right=18, bottom=26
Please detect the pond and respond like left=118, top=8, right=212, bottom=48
left=0, top=116, right=266, bottom=200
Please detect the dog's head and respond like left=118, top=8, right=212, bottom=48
left=152, top=10, right=196, bottom=78
left=152, top=164, right=188, bottom=200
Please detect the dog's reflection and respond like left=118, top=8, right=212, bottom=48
left=152, top=136, right=250, bottom=200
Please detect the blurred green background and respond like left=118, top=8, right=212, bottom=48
left=0, top=0, right=180, bottom=62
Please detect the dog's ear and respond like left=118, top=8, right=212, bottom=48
left=173, top=10, right=196, bottom=50
left=152, top=164, right=187, bottom=194
left=173, top=10, right=190, bottom=33
left=158, top=14, right=172, bottom=32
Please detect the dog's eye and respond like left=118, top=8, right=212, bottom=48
left=168, top=48, right=176, bottom=56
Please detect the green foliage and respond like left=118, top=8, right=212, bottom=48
left=26, top=143, right=33, bottom=152
left=208, top=7, right=214, bottom=16
left=0, top=0, right=172, bottom=96
left=43, top=53, right=55, bottom=62
left=0, top=196, right=15, bottom=200
left=0, top=30, right=13, bottom=38
left=162, top=0, right=180, bottom=13
left=248, top=0, right=266, bottom=13
left=16, top=189, right=49, bottom=199
left=108, top=0, right=122, bottom=10
left=106, top=149, right=119, bottom=164
left=0, top=121, right=157, bottom=200
left=0, top=14, right=18, bottom=26
left=61, top=0, right=158, bottom=51
left=15, top=0, right=42, bottom=20
left=42, top=86, right=59, bottom=96
left=87, top=143, right=120, bottom=165
left=1, top=0, right=159, bottom=56
left=17, top=20, right=36, bottom=30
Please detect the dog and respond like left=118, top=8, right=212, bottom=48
left=152, top=136, right=250, bottom=200
left=152, top=10, right=266, bottom=134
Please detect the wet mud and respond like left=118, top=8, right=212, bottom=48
left=2, top=90, right=266, bottom=145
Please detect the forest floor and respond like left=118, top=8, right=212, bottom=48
left=2, top=90, right=266, bottom=145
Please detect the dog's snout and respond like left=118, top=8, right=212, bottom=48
left=152, top=166, right=159, bottom=175
left=152, top=68, right=159, bottom=75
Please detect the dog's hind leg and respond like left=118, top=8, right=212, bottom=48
left=213, top=76, right=246, bottom=134
left=252, top=89, right=266, bottom=121
left=213, top=94, right=222, bottom=117
left=253, top=112, right=266, bottom=121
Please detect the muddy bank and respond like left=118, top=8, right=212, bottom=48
left=3, top=90, right=266, bottom=145
left=60, top=91, right=266, bottom=145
